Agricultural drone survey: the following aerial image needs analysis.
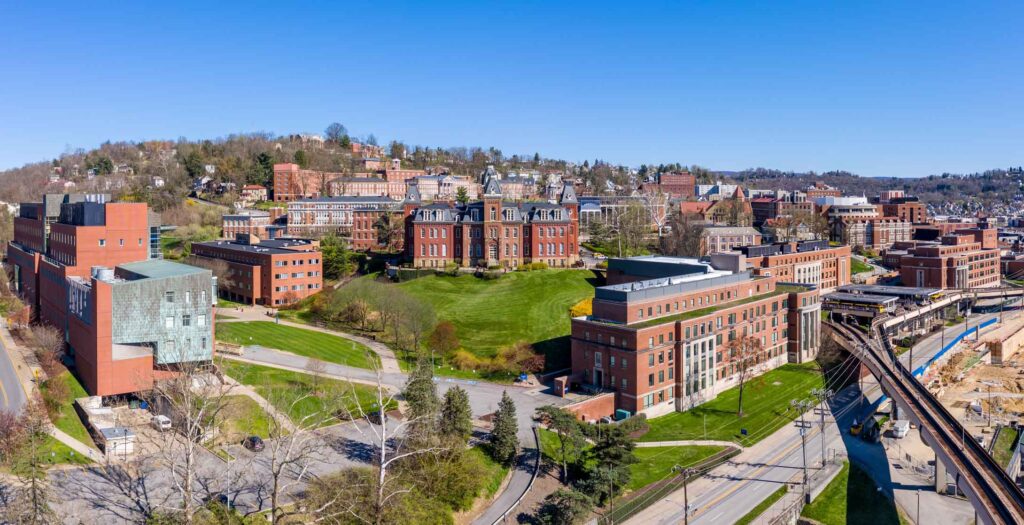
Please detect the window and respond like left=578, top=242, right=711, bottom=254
left=165, top=316, right=174, bottom=329
left=648, top=374, right=655, bottom=387
left=185, top=291, right=191, bottom=304
left=669, top=367, right=674, bottom=379
left=621, top=378, right=628, bottom=389
left=622, top=358, right=628, bottom=369
left=648, top=353, right=655, bottom=366
left=610, top=355, right=616, bottom=367
left=182, top=315, right=191, bottom=327
left=165, top=291, right=175, bottom=303
left=99, top=239, right=106, bottom=246
left=119, top=238, right=124, bottom=246
left=197, top=315, right=206, bottom=327
left=659, top=370, right=664, bottom=383
left=648, top=337, right=654, bottom=349
left=658, top=352, right=664, bottom=364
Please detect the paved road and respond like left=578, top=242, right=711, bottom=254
left=0, top=328, right=28, bottom=413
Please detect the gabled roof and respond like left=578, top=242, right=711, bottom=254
left=559, top=183, right=578, bottom=204
left=405, top=183, right=422, bottom=203
left=483, top=175, right=502, bottom=196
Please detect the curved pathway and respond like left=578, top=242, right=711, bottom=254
left=216, top=306, right=402, bottom=373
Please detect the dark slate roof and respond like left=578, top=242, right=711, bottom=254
left=483, top=175, right=502, bottom=196
left=559, top=183, right=578, bottom=203
left=295, top=196, right=396, bottom=203
left=405, top=183, right=422, bottom=203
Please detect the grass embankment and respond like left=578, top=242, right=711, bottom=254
left=539, top=429, right=724, bottom=492
left=851, top=259, right=873, bottom=275
left=640, top=362, right=824, bottom=447
left=801, top=461, right=902, bottom=525
left=40, top=371, right=94, bottom=448
left=735, top=486, right=788, bottom=525
left=993, top=426, right=1021, bottom=469
left=214, top=395, right=274, bottom=445
left=215, top=321, right=378, bottom=370
left=218, top=360, right=391, bottom=426
left=468, top=446, right=511, bottom=498
left=398, top=270, right=596, bottom=369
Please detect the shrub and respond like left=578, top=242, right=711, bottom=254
left=596, top=261, right=608, bottom=269
left=521, top=262, right=549, bottom=271
left=569, top=298, right=593, bottom=317
left=480, top=270, right=502, bottom=280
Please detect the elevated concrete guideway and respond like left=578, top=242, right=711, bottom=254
left=828, top=319, right=1024, bottom=525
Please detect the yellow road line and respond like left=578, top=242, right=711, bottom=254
left=0, top=373, right=9, bottom=408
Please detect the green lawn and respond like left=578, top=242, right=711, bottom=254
left=540, top=429, right=725, bottom=492
left=993, top=426, right=1020, bottom=469
left=640, top=363, right=824, bottom=446
left=397, top=270, right=597, bottom=369
left=736, top=486, right=787, bottom=525
left=40, top=371, right=95, bottom=449
left=218, top=359, right=392, bottom=427
left=851, top=259, right=873, bottom=275
left=215, top=321, right=378, bottom=369
left=212, top=395, right=274, bottom=446
left=627, top=445, right=725, bottom=491
left=630, top=288, right=788, bottom=329
left=801, top=461, right=901, bottom=525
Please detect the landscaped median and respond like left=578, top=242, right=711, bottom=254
left=215, top=321, right=379, bottom=369
left=638, top=362, right=825, bottom=447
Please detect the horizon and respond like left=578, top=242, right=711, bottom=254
left=2, top=2, right=1022, bottom=177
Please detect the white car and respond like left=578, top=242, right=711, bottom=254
left=151, top=415, right=172, bottom=432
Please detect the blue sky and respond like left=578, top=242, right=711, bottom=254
left=1, top=1, right=1021, bottom=176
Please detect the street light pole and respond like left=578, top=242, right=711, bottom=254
left=672, top=465, right=696, bottom=525
left=792, top=399, right=814, bottom=501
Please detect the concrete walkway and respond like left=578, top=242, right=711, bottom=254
left=217, top=305, right=403, bottom=374
left=49, top=427, right=103, bottom=462
left=635, top=439, right=742, bottom=449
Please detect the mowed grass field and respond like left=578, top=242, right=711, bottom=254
left=398, top=270, right=597, bottom=367
left=216, top=321, right=378, bottom=369
left=640, top=363, right=824, bottom=446
left=801, top=461, right=903, bottom=525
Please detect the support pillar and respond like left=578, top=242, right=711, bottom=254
left=891, top=402, right=901, bottom=421
left=935, top=453, right=947, bottom=494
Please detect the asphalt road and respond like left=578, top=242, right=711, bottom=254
left=0, top=330, right=28, bottom=413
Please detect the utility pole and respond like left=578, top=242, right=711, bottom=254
left=791, top=399, right=814, bottom=502
left=988, top=384, right=993, bottom=427
left=672, top=465, right=696, bottom=525
left=811, top=388, right=834, bottom=467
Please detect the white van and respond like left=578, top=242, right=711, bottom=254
left=892, top=420, right=910, bottom=439
left=151, top=415, right=172, bottom=432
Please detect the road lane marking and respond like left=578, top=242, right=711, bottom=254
left=0, top=374, right=9, bottom=408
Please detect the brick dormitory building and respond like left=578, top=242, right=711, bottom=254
left=8, top=194, right=216, bottom=397
left=568, top=255, right=826, bottom=418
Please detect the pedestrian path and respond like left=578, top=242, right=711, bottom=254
left=635, top=439, right=742, bottom=449
left=217, top=306, right=403, bottom=374
left=222, top=376, right=298, bottom=433
left=49, top=427, right=102, bottom=462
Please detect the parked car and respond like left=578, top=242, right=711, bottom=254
left=242, top=435, right=264, bottom=452
left=892, top=420, right=910, bottom=439
left=151, top=415, right=172, bottom=432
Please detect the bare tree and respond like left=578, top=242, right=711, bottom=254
left=0, top=401, right=57, bottom=524
left=316, top=369, right=445, bottom=525
left=728, top=335, right=763, bottom=417
left=147, top=358, right=235, bottom=525
left=660, top=211, right=706, bottom=257
left=305, top=358, right=328, bottom=395
left=260, top=386, right=336, bottom=524
left=641, top=191, right=671, bottom=237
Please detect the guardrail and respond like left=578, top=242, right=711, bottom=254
left=491, top=426, right=542, bottom=525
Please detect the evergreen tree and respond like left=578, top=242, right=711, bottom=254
left=489, top=391, right=518, bottom=466
left=403, top=358, right=439, bottom=440
left=537, top=488, right=592, bottom=525
left=582, top=426, right=636, bottom=505
left=439, top=386, right=473, bottom=442
left=455, top=186, right=469, bottom=205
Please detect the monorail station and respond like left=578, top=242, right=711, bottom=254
left=835, top=284, right=943, bottom=307
left=823, top=292, right=899, bottom=319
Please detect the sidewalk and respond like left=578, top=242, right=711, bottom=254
left=635, top=439, right=741, bottom=449
left=217, top=306, right=403, bottom=374
left=222, top=376, right=298, bottom=433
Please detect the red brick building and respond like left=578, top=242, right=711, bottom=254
left=190, top=236, right=323, bottom=306
left=712, top=240, right=852, bottom=292
left=404, top=176, right=580, bottom=268
left=272, top=163, right=335, bottom=201
left=900, top=226, right=1000, bottom=289
left=569, top=256, right=820, bottom=417
left=641, top=171, right=696, bottom=199
left=806, top=182, right=841, bottom=199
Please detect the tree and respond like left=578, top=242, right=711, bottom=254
left=536, top=406, right=585, bottom=483
left=148, top=355, right=235, bottom=525
left=642, top=191, right=671, bottom=237
left=403, top=359, right=439, bottom=441
left=320, top=233, right=357, bottom=279
left=537, top=488, right=593, bottom=525
left=490, top=391, right=518, bottom=466
left=388, top=141, right=406, bottom=159
left=373, top=212, right=404, bottom=253
left=583, top=426, right=636, bottom=504
left=324, top=122, right=348, bottom=143
left=399, top=297, right=435, bottom=358
left=305, top=358, right=328, bottom=395
left=455, top=186, right=469, bottom=205
left=427, top=321, right=460, bottom=360
left=339, top=135, right=352, bottom=149
left=293, top=149, right=308, bottom=168
left=0, top=401, right=57, bottom=525
left=612, top=201, right=650, bottom=256
left=366, top=134, right=378, bottom=147
left=439, top=386, right=472, bottom=442
left=661, top=211, right=705, bottom=257
left=250, top=151, right=275, bottom=186
left=728, top=335, right=763, bottom=417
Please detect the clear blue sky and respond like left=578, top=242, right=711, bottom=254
left=1, top=1, right=1022, bottom=177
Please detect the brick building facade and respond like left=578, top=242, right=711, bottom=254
left=899, top=226, right=1000, bottom=289
left=190, top=236, right=323, bottom=306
